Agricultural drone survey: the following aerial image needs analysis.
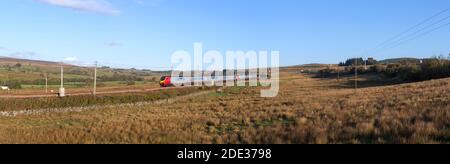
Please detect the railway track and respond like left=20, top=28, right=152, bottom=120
left=0, top=90, right=216, bottom=117
left=0, top=86, right=181, bottom=99
left=0, top=76, right=263, bottom=99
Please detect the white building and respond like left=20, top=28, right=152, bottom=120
left=1, top=86, right=10, bottom=91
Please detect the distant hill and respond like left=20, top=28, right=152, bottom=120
left=0, top=57, right=165, bottom=87
left=0, top=56, right=66, bottom=67
left=299, top=63, right=330, bottom=68
left=379, top=58, right=421, bottom=64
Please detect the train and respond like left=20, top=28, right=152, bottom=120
left=160, top=76, right=172, bottom=87
left=159, top=69, right=271, bottom=87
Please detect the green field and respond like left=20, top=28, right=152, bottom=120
left=0, top=57, right=169, bottom=89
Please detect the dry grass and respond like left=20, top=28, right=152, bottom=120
left=0, top=82, right=160, bottom=96
left=0, top=67, right=449, bottom=144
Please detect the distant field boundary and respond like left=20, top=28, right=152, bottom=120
left=0, top=89, right=216, bottom=117
left=0, top=85, right=182, bottom=99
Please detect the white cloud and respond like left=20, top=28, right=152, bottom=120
left=134, top=0, right=144, bottom=5
left=9, top=51, right=38, bottom=59
left=0, top=46, right=9, bottom=51
left=62, top=57, right=97, bottom=66
left=0, top=46, right=39, bottom=59
left=35, top=0, right=120, bottom=15
left=134, top=0, right=167, bottom=6
left=63, top=57, right=79, bottom=62
left=107, top=42, right=122, bottom=47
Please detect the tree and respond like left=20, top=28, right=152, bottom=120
left=366, top=58, right=378, bottom=65
left=126, top=81, right=136, bottom=86
left=7, top=80, right=22, bottom=89
left=344, top=58, right=364, bottom=66
left=437, top=54, right=447, bottom=60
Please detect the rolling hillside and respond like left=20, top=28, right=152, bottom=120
left=0, top=57, right=166, bottom=89
left=0, top=67, right=448, bottom=144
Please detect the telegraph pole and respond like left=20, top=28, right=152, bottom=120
left=337, top=66, right=340, bottom=82
left=59, top=63, right=65, bottom=97
left=93, top=61, right=97, bottom=96
left=364, top=60, right=367, bottom=70
left=355, top=59, right=358, bottom=90
left=45, top=73, right=48, bottom=93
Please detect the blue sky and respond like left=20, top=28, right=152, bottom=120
left=0, top=0, right=449, bottom=69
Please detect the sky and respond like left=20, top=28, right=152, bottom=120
left=0, top=0, right=449, bottom=69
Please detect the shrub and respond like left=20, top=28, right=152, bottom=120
left=5, top=81, right=22, bottom=89
left=382, top=59, right=450, bottom=81
left=126, top=81, right=136, bottom=86
left=0, top=87, right=210, bottom=111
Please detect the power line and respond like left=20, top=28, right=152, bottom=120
left=365, top=6, right=450, bottom=56
left=39, top=60, right=172, bottom=70
left=379, top=21, right=450, bottom=53
left=98, top=61, right=172, bottom=70
left=374, top=14, right=450, bottom=54
left=369, top=7, right=450, bottom=53
left=3, top=57, right=173, bottom=70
